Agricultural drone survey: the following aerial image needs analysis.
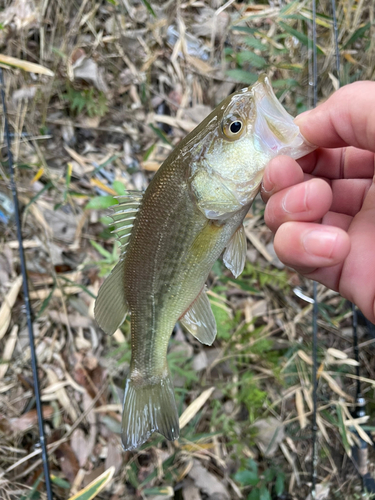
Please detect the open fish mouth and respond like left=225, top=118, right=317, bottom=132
left=251, top=74, right=315, bottom=160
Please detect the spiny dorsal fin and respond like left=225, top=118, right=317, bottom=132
left=223, top=225, right=247, bottom=278
left=179, top=287, right=217, bottom=345
left=94, top=191, right=143, bottom=335
left=111, top=192, right=143, bottom=251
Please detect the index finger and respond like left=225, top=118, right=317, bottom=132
left=295, top=81, right=375, bottom=152
left=297, top=146, right=375, bottom=179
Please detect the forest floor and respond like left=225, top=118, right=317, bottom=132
left=0, top=1, right=375, bottom=499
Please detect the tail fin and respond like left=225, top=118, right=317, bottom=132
left=121, top=372, right=179, bottom=451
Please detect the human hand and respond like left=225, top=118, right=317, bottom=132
left=261, top=81, right=375, bottom=324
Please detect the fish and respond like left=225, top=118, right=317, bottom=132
left=94, top=74, right=315, bottom=451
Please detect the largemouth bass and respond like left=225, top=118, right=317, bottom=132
left=95, top=75, right=314, bottom=450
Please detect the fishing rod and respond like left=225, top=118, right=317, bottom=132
left=0, top=67, right=54, bottom=500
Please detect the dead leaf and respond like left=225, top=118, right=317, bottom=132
left=0, top=54, right=54, bottom=76
left=0, top=275, right=23, bottom=340
left=56, top=442, right=80, bottom=484
left=72, top=56, right=108, bottom=92
left=179, top=387, right=214, bottom=430
left=188, top=460, right=230, bottom=500
left=0, top=325, right=18, bottom=379
left=71, top=393, right=97, bottom=467
left=182, top=479, right=201, bottom=500
left=104, top=436, right=123, bottom=474
left=295, top=388, right=307, bottom=430
left=253, top=417, right=284, bottom=457
left=45, top=367, right=78, bottom=421
left=10, top=405, right=54, bottom=432
left=306, top=483, right=330, bottom=500
left=192, top=351, right=208, bottom=372
left=0, top=0, right=39, bottom=30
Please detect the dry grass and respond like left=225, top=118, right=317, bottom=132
left=0, top=0, right=375, bottom=499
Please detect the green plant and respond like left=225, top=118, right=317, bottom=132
left=63, top=85, right=108, bottom=117
left=234, top=458, right=285, bottom=500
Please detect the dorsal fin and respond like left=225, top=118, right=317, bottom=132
left=94, top=191, right=143, bottom=335
left=111, top=192, right=143, bottom=252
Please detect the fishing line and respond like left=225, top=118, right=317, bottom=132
left=0, top=68, right=54, bottom=500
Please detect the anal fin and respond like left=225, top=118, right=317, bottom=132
left=223, top=225, right=247, bottom=278
left=180, top=287, right=217, bottom=346
left=94, top=259, right=128, bottom=335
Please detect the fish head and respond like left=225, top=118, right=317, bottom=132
left=188, top=74, right=315, bottom=217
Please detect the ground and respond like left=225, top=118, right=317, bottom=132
left=0, top=1, right=375, bottom=499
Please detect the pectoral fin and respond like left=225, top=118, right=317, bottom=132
left=223, top=225, right=247, bottom=278
left=180, top=287, right=217, bottom=345
left=94, top=259, right=128, bottom=335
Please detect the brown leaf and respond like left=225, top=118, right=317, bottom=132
left=55, top=442, right=80, bottom=483
left=10, top=405, right=54, bottom=432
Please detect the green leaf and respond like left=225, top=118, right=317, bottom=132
left=231, top=26, right=257, bottom=35
left=24, top=181, right=53, bottom=210
left=86, top=195, right=117, bottom=210
left=278, top=21, right=325, bottom=55
left=112, top=180, right=126, bottom=195
left=247, top=489, right=260, bottom=500
left=67, top=466, right=115, bottom=500
left=140, top=0, right=156, bottom=17
left=259, top=486, right=271, bottom=500
left=90, top=240, right=113, bottom=259
left=234, top=469, right=259, bottom=486
left=143, top=487, right=174, bottom=496
left=36, top=284, right=56, bottom=318
left=211, top=302, right=233, bottom=340
left=51, top=475, right=70, bottom=489
left=226, top=69, right=259, bottom=85
left=237, top=51, right=266, bottom=69
left=143, top=143, right=156, bottom=161
left=149, top=124, right=172, bottom=145
left=243, top=37, right=266, bottom=51
left=343, top=22, right=371, bottom=49
left=263, top=468, right=275, bottom=482
left=275, top=472, right=285, bottom=495
left=246, top=458, right=258, bottom=473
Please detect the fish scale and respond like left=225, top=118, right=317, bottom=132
left=94, top=74, right=316, bottom=450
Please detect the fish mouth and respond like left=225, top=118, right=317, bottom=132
left=251, top=74, right=316, bottom=160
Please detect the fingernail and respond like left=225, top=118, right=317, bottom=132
left=282, top=184, right=308, bottom=213
left=302, top=230, right=338, bottom=258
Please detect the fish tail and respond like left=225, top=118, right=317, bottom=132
left=121, top=370, right=179, bottom=451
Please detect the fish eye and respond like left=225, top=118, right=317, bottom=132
left=230, top=121, right=242, bottom=134
left=222, top=116, right=244, bottom=139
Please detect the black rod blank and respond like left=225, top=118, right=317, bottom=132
left=0, top=68, right=54, bottom=500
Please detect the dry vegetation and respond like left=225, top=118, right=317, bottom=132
left=0, top=0, right=375, bottom=499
